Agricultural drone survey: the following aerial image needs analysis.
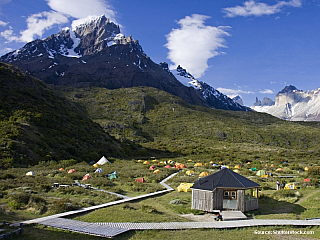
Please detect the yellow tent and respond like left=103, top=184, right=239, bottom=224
left=199, top=172, right=209, bottom=177
left=284, top=183, right=297, bottom=190
left=143, top=161, right=150, bottom=165
left=233, top=169, right=240, bottom=173
left=177, top=183, right=193, bottom=192
left=93, top=163, right=99, bottom=168
left=152, top=159, right=158, bottom=162
left=234, top=165, right=240, bottom=169
left=304, top=167, right=309, bottom=171
left=194, top=163, right=202, bottom=167
left=137, top=160, right=143, bottom=163
left=186, top=170, right=195, bottom=176
left=153, top=169, right=160, bottom=174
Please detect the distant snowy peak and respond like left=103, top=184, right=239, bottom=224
left=232, top=95, right=243, bottom=106
left=251, top=85, right=320, bottom=121
left=0, top=15, right=143, bottom=62
left=171, top=65, right=250, bottom=111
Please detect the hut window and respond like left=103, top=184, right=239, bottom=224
left=231, top=191, right=236, bottom=199
left=224, top=191, right=229, bottom=197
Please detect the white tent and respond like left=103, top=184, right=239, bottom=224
left=96, top=156, right=110, bottom=165
left=26, top=171, right=35, bottom=176
left=94, top=168, right=103, bottom=173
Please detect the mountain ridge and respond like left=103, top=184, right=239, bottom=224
left=0, top=15, right=247, bottom=111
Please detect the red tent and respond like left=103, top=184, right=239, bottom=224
left=149, top=165, right=156, bottom=170
left=175, top=163, right=186, bottom=170
left=303, top=178, right=310, bottom=182
left=164, top=165, right=171, bottom=168
left=135, top=177, right=146, bottom=183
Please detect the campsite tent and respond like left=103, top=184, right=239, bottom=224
left=93, top=163, right=99, bottom=168
left=304, top=167, right=310, bottom=171
left=276, top=168, right=283, bottom=172
left=59, top=168, right=65, bottom=171
left=153, top=169, right=160, bottom=174
left=284, top=183, right=297, bottom=190
left=143, top=161, right=150, bottom=165
left=186, top=170, right=195, bottom=176
left=177, top=183, right=193, bottom=192
left=137, top=160, right=143, bottom=163
left=96, top=156, right=110, bottom=165
left=233, top=169, right=240, bottom=173
left=82, top=174, right=92, bottom=181
left=256, top=170, right=267, bottom=176
left=94, top=168, right=103, bottom=173
left=234, top=165, right=240, bottom=169
left=194, top=163, right=202, bottom=167
left=26, top=171, right=35, bottom=176
left=175, top=163, right=186, bottom=170
left=68, top=169, right=76, bottom=174
left=108, top=172, right=117, bottom=180
left=199, top=172, right=209, bottom=177
left=303, top=178, right=310, bottom=182
left=164, top=165, right=171, bottom=168
left=149, top=165, right=156, bottom=170
left=135, top=177, right=146, bottom=183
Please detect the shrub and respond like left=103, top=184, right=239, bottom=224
left=170, top=199, right=182, bottom=205
left=81, top=198, right=95, bottom=206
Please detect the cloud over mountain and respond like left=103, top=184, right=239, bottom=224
left=0, top=0, right=117, bottom=43
left=165, top=14, right=230, bottom=78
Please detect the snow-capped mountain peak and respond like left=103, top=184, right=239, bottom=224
left=171, top=65, right=250, bottom=111
left=251, top=85, right=320, bottom=121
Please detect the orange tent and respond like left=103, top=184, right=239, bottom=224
left=164, top=165, right=171, bottom=168
left=82, top=174, right=92, bottom=181
left=303, top=178, right=310, bottom=182
left=175, top=163, right=186, bottom=170
left=136, top=177, right=146, bottom=183
left=68, top=169, right=76, bottom=174
left=59, top=168, right=65, bottom=171
left=276, top=168, right=283, bottom=172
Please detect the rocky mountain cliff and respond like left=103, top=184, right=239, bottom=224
left=0, top=15, right=247, bottom=111
left=251, top=85, right=320, bottom=121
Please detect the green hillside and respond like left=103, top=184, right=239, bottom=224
left=59, top=86, right=320, bottom=165
left=0, top=63, right=125, bottom=167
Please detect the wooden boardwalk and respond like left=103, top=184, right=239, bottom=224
left=36, top=217, right=320, bottom=238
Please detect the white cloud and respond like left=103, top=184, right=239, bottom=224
left=222, top=0, right=302, bottom=18
left=260, top=89, right=274, bottom=94
left=46, top=0, right=117, bottom=27
left=19, top=11, right=69, bottom=42
left=217, top=87, right=254, bottom=99
left=0, top=26, right=19, bottom=42
left=0, top=47, right=13, bottom=56
left=0, top=0, right=117, bottom=43
left=165, top=14, right=230, bottom=78
left=0, top=21, right=8, bottom=27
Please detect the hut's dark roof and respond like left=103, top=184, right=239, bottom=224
left=191, top=168, right=260, bottom=191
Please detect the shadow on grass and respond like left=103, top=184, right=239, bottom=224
left=246, top=195, right=306, bottom=218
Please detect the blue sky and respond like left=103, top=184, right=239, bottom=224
left=0, top=0, right=320, bottom=106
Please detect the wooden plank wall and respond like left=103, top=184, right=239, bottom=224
left=244, top=199, right=259, bottom=212
left=191, top=190, right=214, bottom=212
left=237, top=190, right=245, bottom=212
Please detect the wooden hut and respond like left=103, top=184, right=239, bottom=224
left=191, top=168, right=260, bottom=212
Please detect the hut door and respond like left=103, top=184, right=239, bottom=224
left=223, top=190, right=237, bottom=210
